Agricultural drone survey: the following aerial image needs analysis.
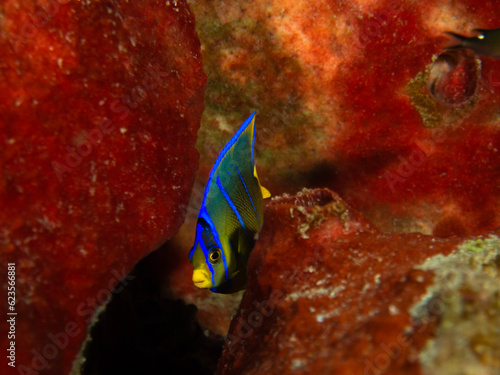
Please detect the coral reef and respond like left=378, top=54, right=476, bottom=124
left=217, top=189, right=500, bottom=375
left=155, top=0, right=500, bottom=348
left=189, top=0, right=500, bottom=236
left=413, top=235, right=500, bottom=375
left=0, top=0, right=205, bottom=373
left=2, top=0, right=499, bottom=374
left=159, top=0, right=500, bottom=368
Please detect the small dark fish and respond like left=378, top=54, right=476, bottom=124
left=445, top=28, right=500, bottom=58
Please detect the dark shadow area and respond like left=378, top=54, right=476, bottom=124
left=80, top=247, right=224, bottom=375
left=301, top=160, right=339, bottom=190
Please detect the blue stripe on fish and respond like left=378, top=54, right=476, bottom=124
left=216, top=175, right=250, bottom=239
left=189, top=113, right=270, bottom=294
left=199, top=113, right=257, bottom=208
left=196, top=225, right=215, bottom=285
left=235, top=165, right=261, bottom=228
left=199, top=208, right=229, bottom=283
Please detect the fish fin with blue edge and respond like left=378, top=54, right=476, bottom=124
left=191, top=112, right=270, bottom=294
left=208, top=114, right=262, bottom=238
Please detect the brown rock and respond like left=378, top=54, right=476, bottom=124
left=218, top=189, right=499, bottom=375
left=0, top=1, right=205, bottom=373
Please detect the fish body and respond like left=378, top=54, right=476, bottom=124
left=446, top=28, right=500, bottom=58
left=189, top=113, right=270, bottom=294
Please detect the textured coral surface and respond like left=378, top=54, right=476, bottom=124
left=217, top=189, right=500, bottom=375
left=190, top=0, right=500, bottom=236
left=157, top=0, right=500, bottom=350
left=0, top=1, right=205, bottom=373
left=2, top=0, right=500, bottom=374
left=413, top=236, right=500, bottom=375
left=165, top=0, right=500, bottom=344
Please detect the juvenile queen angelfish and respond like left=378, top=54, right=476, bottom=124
left=189, top=113, right=270, bottom=294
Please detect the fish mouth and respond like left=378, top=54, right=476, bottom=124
left=193, top=279, right=211, bottom=288
left=192, top=270, right=212, bottom=289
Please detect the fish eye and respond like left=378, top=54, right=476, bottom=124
left=208, top=248, right=221, bottom=264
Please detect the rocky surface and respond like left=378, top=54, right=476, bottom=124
left=75, top=0, right=500, bottom=373
left=0, top=1, right=205, bottom=373
left=189, top=0, right=500, bottom=236
left=217, top=189, right=500, bottom=375
left=169, top=0, right=500, bottom=344
left=2, top=0, right=500, bottom=374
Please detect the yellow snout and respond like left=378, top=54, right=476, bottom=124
left=192, top=269, right=212, bottom=289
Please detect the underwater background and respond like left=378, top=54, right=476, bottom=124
left=0, top=0, right=499, bottom=374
